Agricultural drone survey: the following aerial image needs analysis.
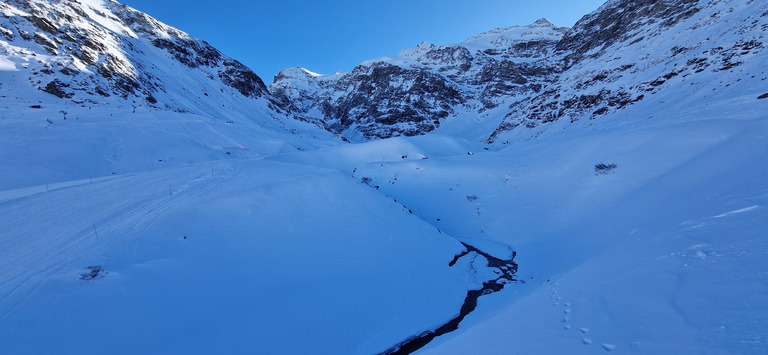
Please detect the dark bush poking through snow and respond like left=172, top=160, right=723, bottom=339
left=594, top=162, right=618, bottom=175
left=79, top=265, right=106, bottom=281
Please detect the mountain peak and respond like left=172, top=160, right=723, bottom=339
left=460, top=19, right=568, bottom=49
left=532, top=18, right=555, bottom=27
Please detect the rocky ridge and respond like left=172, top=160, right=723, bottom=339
left=270, top=18, right=567, bottom=140
left=271, top=0, right=768, bottom=143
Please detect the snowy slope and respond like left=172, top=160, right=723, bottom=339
left=1, top=0, right=768, bottom=354
left=266, top=98, right=768, bottom=353
left=4, top=100, right=765, bottom=354
left=0, top=147, right=510, bottom=354
left=0, top=99, right=341, bottom=190
left=418, top=114, right=768, bottom=354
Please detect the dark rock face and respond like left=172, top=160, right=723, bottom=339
left=42, top=79, right=72, bottom=98
left=218, top=59, right=269, bottom=99
left=324, top=62, right=464, bottom=138
left=416, top=44, right=474, bottom=73
left=477, top=61, right=528, bottom=85
left=151, top=38, right=222, bottom=68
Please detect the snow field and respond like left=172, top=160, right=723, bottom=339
left=1, top=93, right=766, bottom=354
left=415, top=117, right=768, bottom=353
left=0, top=103, right=336, bottom=190
left=0, top=154, right=484, bottom=354
left=263, top=109, right=768, bottom=353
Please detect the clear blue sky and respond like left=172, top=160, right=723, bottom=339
left=121, top=0, right=606, bottom=83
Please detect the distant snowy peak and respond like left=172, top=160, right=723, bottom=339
left=273, top=67, right=318, bottom=84
left=272, top=67, right=342, bottom=84
left=461, top=18, right=568, bottom=50
left=365, top=18, right=568, bottom=69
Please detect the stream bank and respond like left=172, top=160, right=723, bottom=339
left=381, top=242, right=518, bottom=354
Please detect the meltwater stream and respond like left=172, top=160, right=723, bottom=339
left=381, top=242, right=518, bottom=354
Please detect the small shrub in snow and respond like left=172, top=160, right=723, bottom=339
left=360, top=177, right=372, bottom=185
left=466, top=195, right=478, bottom=202
left=594, top=162, right=618, bottom=175
left=79, top=265, right=106, bottom=281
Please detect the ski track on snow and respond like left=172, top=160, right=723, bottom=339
left=0, top=160, right=242, bottom=318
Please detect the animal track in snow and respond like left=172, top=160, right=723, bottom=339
left=550, top=284, right=618, bottom=351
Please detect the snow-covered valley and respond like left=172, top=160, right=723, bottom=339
left=2, top=0, right=768, bottom=353
left=2, top=99, right=766, bottom=353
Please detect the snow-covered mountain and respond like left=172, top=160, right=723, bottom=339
left=1, top=0, right=280, bottom=114
left=2, top=0, right=768, bottom=354
left=271, top=0, right=768, bottom=144
left=0, top=0, right=342, bottom=190
left=270, top=18, right=569, bottom=140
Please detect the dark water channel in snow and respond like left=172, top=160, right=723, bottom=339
left=380, top=242, right=518, bottom=355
